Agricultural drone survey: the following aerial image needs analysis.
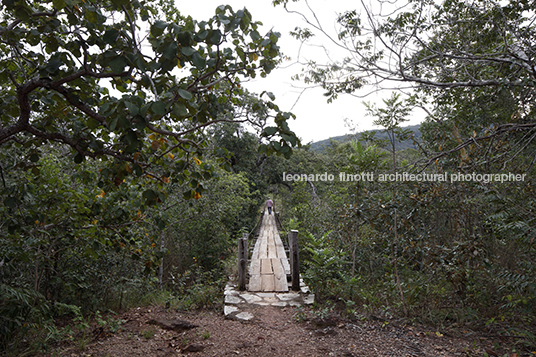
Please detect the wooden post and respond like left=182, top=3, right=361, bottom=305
left=288, top=230, right=300, bottom=291
left=275, top=211, right=281, bottom=230
left=238, top=233, right=248, bottom=291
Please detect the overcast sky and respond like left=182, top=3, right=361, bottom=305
left=179, top=1, right=423, bottom=144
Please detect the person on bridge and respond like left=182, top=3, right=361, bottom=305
left=266, top=198, right=274, bottom=215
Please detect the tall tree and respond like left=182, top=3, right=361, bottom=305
left=364, top=93, right=413, bottom=316
left=0, top=2, right=299, bottom=350
left=276, top=0, right=535, bottom=165
left=0, top=0, right=298, bottom=198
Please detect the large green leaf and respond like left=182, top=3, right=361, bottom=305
left=107, top=115, right=119, bottom=131
left=191, top=52, right=206, bottom=70
left=173, top=102, right=188, bottom=117
left=124, top=101, right=139, bottom=116
left=123, top=130, right=139, bottom=153
left=281, top=133, right=297, bottom=146
left=151, top=101, right=167, bottom=117
left=45, top=58, right=62, bottom=75
left=103, top=29, right=120, bottom=45
left=181, top=47, right=196, bottom=56
left=162, top=42, right=177, bottom=60
left=109, top=56, right=127, bottom=73
left=85, top=8, right=99, bottom=24
left=143, top=189, right=158, bottom=205
left=208, top=30, right=222, bottom=45
left=4, top=196, right=16, bottom=208
left=74, top=153, right=85, bottom=163
left=177, top=89, right=193, bottom=100
left=29, top=153, right=40, bottom=162
left=52, top=0, right=66, bottom=10
left=263, top=127, right=278, bottom=136
left=151, top=20, right=167, bottom=37
left=250, top=31, right=261, bottom=41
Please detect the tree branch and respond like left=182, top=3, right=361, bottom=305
left=416, top=123, right=536, bottom=171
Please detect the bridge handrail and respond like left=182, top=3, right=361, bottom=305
left=273, top=209, right=289, bottom=251
left=248, top=209, right=264, bottom=241
left=238, top=208, right=264, bottom=290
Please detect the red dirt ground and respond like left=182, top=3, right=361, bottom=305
left=39, top=304, right=532, bottom=357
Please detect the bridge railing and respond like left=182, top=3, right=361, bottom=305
left=237, top=207, right=301, bottom=292
left=237, top=208, right=264, bottom=290
left=275, top=209, right=301, bottom=291
left=274, top=209, right=289, bottom=253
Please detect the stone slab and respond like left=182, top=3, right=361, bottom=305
left=256, top=293, right=275, bottom=298
left=239, top=293, right=262, bottom=304
left=224, top=305, right=238, bottom=317
left=303, top=294, right=315, bottom=305
left=224, top=295, right=243, bottom=304
left=276, top=293, right=301, bottom=301
left=235, top=312, right=254, bottom=321
left=272, top=301, right=288, bottom=307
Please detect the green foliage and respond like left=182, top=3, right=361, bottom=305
left=159, top=167, right=254, bottom=273
left=0, top=128, right=260, bottom=353
left=95, top=310, right=123, bottom=334
left=302, top=231, right=348, bottom=298
left=0, top=1, right=300, bottom=354
left=0, top=0, right=298, bottom=175
left=0, top=284, right=49, bottom=350
left=142, top=328, right=155, bottom=339
left=279, top=127, right=536, bottom=336
left=201, top=329, right=211, bottom=339
left=272, top=0, right=536, bottom=337
left=167, top=264, right=224, bottom=311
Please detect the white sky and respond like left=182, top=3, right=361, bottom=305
left=179, top=1, right=424, bottom=144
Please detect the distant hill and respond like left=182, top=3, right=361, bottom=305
left=309, top=124, right=422, bottom=152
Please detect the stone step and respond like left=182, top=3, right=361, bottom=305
left=224, top=280, right=314, bottom=322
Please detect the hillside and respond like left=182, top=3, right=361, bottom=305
left=309, top=124, right=422, bottom=152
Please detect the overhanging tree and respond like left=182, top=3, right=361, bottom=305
left=0, top=0, right=298, bottom=199
left=0, top=1, right=301, bottom=350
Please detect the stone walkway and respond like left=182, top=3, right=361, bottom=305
left=224, top=278, right=315, bottom=322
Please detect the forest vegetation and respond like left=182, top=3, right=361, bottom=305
left=308, top=124, right=422, bottom=152
left=1, top=0, right=536, bottom=355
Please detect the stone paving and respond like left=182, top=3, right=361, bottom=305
left=224, top=277, right=315, bottom=322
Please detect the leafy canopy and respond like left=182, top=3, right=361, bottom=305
left=0, top=0, right=298, bottom=190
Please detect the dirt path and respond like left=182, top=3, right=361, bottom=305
left=41, top=304, right=521, bottom=357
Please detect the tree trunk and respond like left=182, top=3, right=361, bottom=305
left=159, top=231, right=165, bottom=290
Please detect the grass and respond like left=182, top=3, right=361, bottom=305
left=142, top=329, right=155, bottom=339
left=77, top=335, right=91, bottom=351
